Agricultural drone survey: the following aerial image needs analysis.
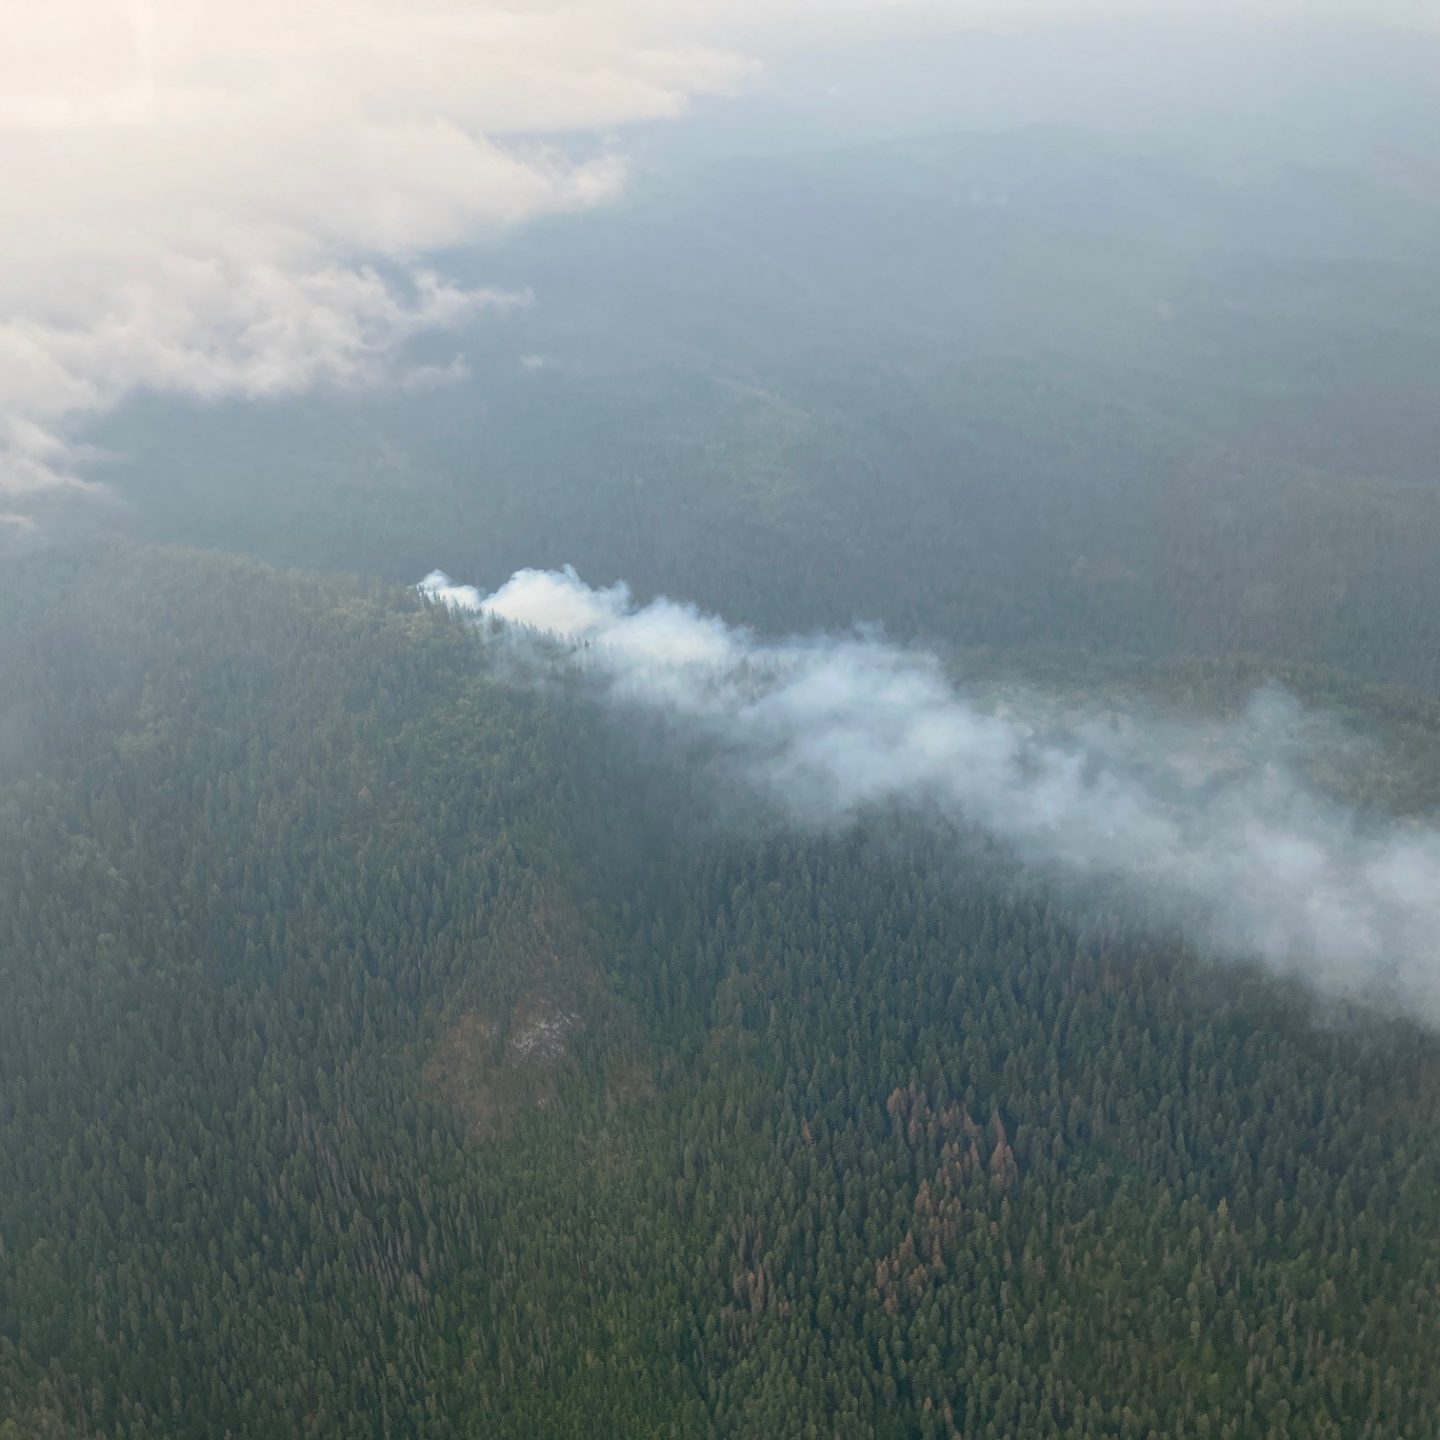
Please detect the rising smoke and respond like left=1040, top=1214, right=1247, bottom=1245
left=420, top=566, right=1440, bottom=1019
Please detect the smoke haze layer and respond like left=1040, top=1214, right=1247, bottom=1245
left=420, top=566, right=1440, bottom=1020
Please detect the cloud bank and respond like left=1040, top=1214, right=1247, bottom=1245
left=0, top=0, right=758, bottom=501
left=421, top=566, right=1440, bottom=1021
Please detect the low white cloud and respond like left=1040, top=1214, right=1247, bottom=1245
left=422, top=567, right=1440, bottom=1022
left=0, top=0, right=753, bottom=501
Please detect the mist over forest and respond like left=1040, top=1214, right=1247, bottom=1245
left=5, top=5, right=1440, bottom=1438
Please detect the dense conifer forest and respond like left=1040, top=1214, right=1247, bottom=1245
left=7, top=39, right=1440, bottom=1437
left=3, top=544, right=1439, bottom=1438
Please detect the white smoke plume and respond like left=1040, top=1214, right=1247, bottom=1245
left=420, top=566, right=1440, bottom=1019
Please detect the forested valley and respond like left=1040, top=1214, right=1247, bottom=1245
left=7, top=25, right=1440, bottom=1436
left=3, top=544, right=1439, bottom=1438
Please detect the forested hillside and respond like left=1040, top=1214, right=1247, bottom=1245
left=8, top=4, right=1440, bottom=1438
left=4, top=545, right=1439, bottom=1438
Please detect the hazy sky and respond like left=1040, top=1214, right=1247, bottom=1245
left=1, top=0, right=1434, bottom=515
